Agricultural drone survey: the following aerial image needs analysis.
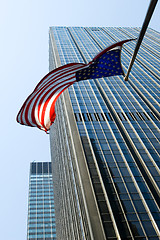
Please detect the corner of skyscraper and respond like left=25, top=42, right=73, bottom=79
left=49, top=26, right=160, bottom=240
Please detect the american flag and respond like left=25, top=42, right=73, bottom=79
left=16, top=39, right=133, bottom=133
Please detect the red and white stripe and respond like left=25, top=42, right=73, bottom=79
left=17, top=39, right=134, bottom=133
left=16, top=63, right=86, bottom=132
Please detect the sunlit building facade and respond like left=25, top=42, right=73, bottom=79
left=27, top=162, right=56, bottom=240
left=49, top=27, right=160, bottom=239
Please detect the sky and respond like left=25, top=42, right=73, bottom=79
left=0, top=0, right=159, bottom=239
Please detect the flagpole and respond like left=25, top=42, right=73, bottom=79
left=124, top=0, right=158, bottom=81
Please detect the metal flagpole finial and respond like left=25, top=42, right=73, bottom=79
left=124, top=0, right=158, bottom=81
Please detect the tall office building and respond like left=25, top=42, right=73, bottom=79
left=27, top=162, right=56, bottom=240
left=49, top=27, right=160, bottom=239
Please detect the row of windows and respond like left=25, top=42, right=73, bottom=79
left=28, top=223, right=56, bottom=227
left=29, top=192, right=54, bottom=196
left=29, top=195, right=54, bottom=200
left=74, top=111, right=158, bottom=122
left=30, top=187, right=53, bottom=191
left=30, top=188, right=53, bottom=192
left=29, top=209, right=55, bottom=213
left=30, top=175, right=53, bottom=178
left=29, top=205, right=54, bottom=209
left=28, top=218, right=55, bottom=222
left=28, top=228, right=56, bottom=233
left=30, top=162, right=52, bottom=175
left=29, top=200, right=54, bottom=204
left=28, top=233, right=56, bottom=238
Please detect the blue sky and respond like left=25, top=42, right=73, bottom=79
left=0, top=0, right=160, bottom=239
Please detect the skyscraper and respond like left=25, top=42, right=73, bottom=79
left=27, top=162, right=56, bottom=240
left=49, top=27, right=160, bottom=239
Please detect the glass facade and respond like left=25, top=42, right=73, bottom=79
left=49, top=27, right=160, bottom=239
left=27, top=162, right=56, bottom=240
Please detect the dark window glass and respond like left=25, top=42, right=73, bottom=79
left=127, top=213, right=138, bottom=221
left=129, top=221, right=145, bottom=237
left=142, top=221, right=156, bottom=236
left=138, top=213, right=150, bottom=221
left=37, top=163, right=42, bottom=174
left=133, top=200, right=146, bottom=212
left=122, top=200, right=135, bottom=213
left=103, top=222, right=116, bottom=238
left=31, top=163, right=36, bottom=174
left=116, top=183, right=127, bottom=194
left=43, top=163, right=48, bottom=174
